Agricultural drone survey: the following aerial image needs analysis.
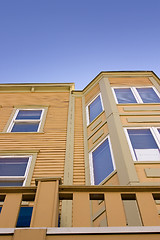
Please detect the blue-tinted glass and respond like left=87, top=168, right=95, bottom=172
left=0, top=158, right=28, bottom=176
left=136, top=88, right=160, bottom=103
left=16, top=110, right=42, bottom=120
left=0, top=181, right=23, bottom=186
left=0, top=207, right=2, bottom=213
left=114, top=88, right=137, bottom=103
left=127, top=129, right=158, bottom=149
left=92, top=139, right=114, bottom=185
left=58, top=214, right=60, bottom=227
left=89, top=96, right=103, bottom=123
left=158, top=129, right=160, bottom=134
left=16, top=207, right=33, bottom=227
left=12, top=122, right=39, bottom=132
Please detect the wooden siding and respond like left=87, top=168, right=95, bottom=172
left=73, top=97, right=85, bottom=185
left=0, top=92, right=69, bottom=186
left=87, top=112, right=106, bottom=137
left=85, top=84, right=100, bottom=105
left=88, top=124, right=109, bottom=152
left=109, top=77, right=152, bottom=86
left=120, top=116, right=160, bottom=126
left=135, top=163, right=160, bottom=183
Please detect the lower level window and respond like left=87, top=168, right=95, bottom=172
left=0, top=156, right=32, bottom=186
left=89, top=137, right=115, bottom=185
left=125, top=128, right=160, bottom=161
left=16, top=207, right=33, bottom=227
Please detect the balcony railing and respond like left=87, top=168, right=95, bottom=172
left=0, top=177, right=160, bottom=228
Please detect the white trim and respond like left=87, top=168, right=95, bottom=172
left=89, top=135, right=115, bottom=185
left=124, top=127, right=160, bottom=162
left=7, top=109, right=45, bottom=133
left=0, top=155, right=32, bottom=186
left=47, top=226, right=160, bottom=235
left=86, top=93, right=104, bottom=125
left=112, top=86, right=160, bottom=104
left=1, top=226, right=160, bottom=235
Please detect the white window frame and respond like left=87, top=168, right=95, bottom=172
left=112, top=86, right=160, bottom=104
left=89, top=135, right=115, bottom=185
left=7, top=109, right=45, bottom=132
left=0, top=155, right=32, bottom=186
left=86, top=93, right=104, bottom=125
left=124, top=127, right=160, bottom=162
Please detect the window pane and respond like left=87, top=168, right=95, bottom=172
left=127, top=129, right=158, bottom=149
left=89, top=95, right=103, bottom=123
left=0, top=157, right=28, bottom=176
left=0, top=181, right=23, bottom=186
left=127, top=129, right=160, bottom=161
left=136, top=88, right=160, bottom=103
left=16, top=207, right=33, bottom=227
left=114, top=88, right=137, bottom=103
left=12, top=122, right=39, bottom=132
left=16, top=110, right=42, bottom=120
left=92, top=139, right=114, bottom=185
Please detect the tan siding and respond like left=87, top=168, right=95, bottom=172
left=87, top=112, right=106, bottom=137
left=73, top=97, right=85, bottom=185
left=85, top=84, right=100, bottom=105
left=88, top=124, right=109, bottom=152
left=109, top=77, right=152, bottom=86
left=0, top=92, right=69, bottom=186
left=117, top=105, right=160, bottom=114
left=135, top=163, right=160, bottom=183
left=121, top=116, right=160, bottom=126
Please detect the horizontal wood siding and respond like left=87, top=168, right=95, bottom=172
left=73, top=97, right=85, bottom=185
left=109, top=77, right=152, bottom=86
left=85, top=84, right=100, bottom=105
left=0, top=92, right=69, bottom=186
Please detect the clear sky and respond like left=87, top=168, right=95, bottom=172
left=0, top=0, right=160, bottom=90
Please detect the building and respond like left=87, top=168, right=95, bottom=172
left=0, top=71, right=160, bottom=239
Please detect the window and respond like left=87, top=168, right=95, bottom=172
left=16, top=207, right=33, bottom=227
left=86, top=94, right=103, bottom=125
left=0, top=156, right=32, bottom=186
left=89, top=136, right=115, bottom=185
left=8, top=109, right=45, bottom=132
left=113, top=87, right=160, bottom=104
left=125, top=128, right=160, bottom=161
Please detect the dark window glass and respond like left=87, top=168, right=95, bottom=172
left=92, top=138, right=114, bottom=185
left=16, top=207, right=33, bottom=227
left=16, top=110, right=42, bottom=120
left=12, top=122, right=39, bottom=132
left=0, top=181, right=23, bottom=186
left=0, top=157, right=28, bottom=176
left=127, top=129, right=160, bottom=161
left=127, top=129, right=158, bottom=149
left=89, top=95, right=103, bottom=123
left=0, top=207, right=2, bottom=213
left=136, top=88, right=160, bottom=103
left=114, top=88, right=137, bottom=103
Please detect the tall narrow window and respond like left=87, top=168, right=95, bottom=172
left=8, top=109, right=44, bottom=132
left=90, top=137, right=115, bottom=185
left=126, top=128, right=160, bottom=161
left=86, top=94, right=103, bottom=124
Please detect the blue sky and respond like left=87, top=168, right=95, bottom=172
left=0, top=0, right=160, bottom=89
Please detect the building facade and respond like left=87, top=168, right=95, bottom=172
left=0, top=71, right=160, bottom=239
